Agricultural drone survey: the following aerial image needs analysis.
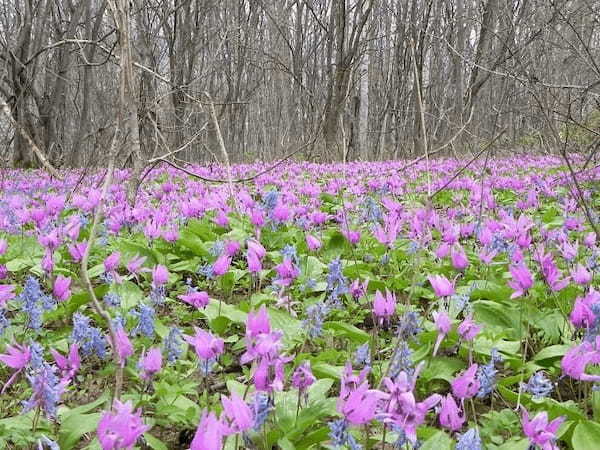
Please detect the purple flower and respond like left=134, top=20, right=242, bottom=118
left=68, top=242, right=88, bottom=263
left=178, top=290, right=210, bottom=309
left=184, top=328, right=224, bottom=361
left=97, top=400, right=149, bottom=450
left=451, top=245, right=469, bottom=271
left=349, top=279, right=368, bottom=299
left=337, top=381, right=385, bottom=425
left=291, top=361, right=316, bottom=391
left=221, top=393, right=253, bottom=435
left=508, top=263, right=534, bottom=298
left=439, top=394, right=465, bottom=431
left=115, top=326, right=133, bottom=366
left=50, top=343, right=80, bottom=383
left=428, top=274, right=455, bottom=297
left=0, top=238, right=7, bottom=255
left=432, top=310, right=451, bottom=356
left=521, top=408, right=564, bottom=450
left=0, top=342, right=30, bottom=393
left=212, top=253, right=232, bottom=277
left=458, top=314, right=481, bottom=341
left=22, top=362, right=66, bottom=419
left=53, top=275, right=72, bottom=302
left=451, top=364, right=480, bottom=400
left=0, top=285, right=16, bottom=307
left=190, top=411, right=225, bottom=450
left=373, top=289, right=396, bottom=325
left=138, top=347, right=162, bottom=381
left=104, top=251, right=121, bottom=273
left=306, top=234, right=322, bottom=251
left=126, top=255, right=148, bottom=275
left=571, top=263, right=592, bottom=285
left=151, top=264, right=169, bottom=287
left=561, top=338, right=600, bottom=382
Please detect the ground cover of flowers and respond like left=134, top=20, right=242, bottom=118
left=0, top=157, right=599, bottom=449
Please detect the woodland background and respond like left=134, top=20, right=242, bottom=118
left=0, top=0, right=599, bottom=171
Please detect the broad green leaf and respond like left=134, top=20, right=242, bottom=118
left=323, top=321, right=370, bottom=344
left=572, top=421, right=600, bottom=450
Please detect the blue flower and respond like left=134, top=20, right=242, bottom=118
left=22, top=363, right=63, bottom=418
left=303, top=302, right=330, bottom=338
left=326, top=258, right=348, bottom=301
left=252, top=393, right=273, bottom=431
left=18, top=276, right=55, bottom=331
left=522, top=372, right=553, bottom=399
left=103, top=292, right=121, bottom=308
left=329, top=419, right=362, bottom=449
left=354, top=343, right=371, bottom=367
left=131, top=304, right=155, bottom=337
left=389, top=342, right=414, bottom=379
left=71, top=313, right=107, bottom=359
left=455, top=428, right=482, bottom=450
left=396, top=311, right=422, bottom=341
left=476, top=349, right=502, bottom=398
left=0, top=309, right=10, bottom=337
left=164, top=327, right=183, bottom=364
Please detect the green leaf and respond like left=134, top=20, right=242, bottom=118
left=203, top=300, right=248, bottom=324
left=419, top=431, right=453, bottom=450
left=533, top=345, right=570, bottom=363
left=311, top=362, right=343, bottom=379
left=113, top=280, right=144, bottom=310
left=144, top=433, right=168, bottom=450
left=58, top=412, right=101, bottom=449
left=117, top=239, right=164, bottom=265
left=323, top=321, right=370, bottom=344
left=572, top=421, right=600, bottom=450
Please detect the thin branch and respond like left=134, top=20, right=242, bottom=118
left=0, top=96, right=62, bottom=179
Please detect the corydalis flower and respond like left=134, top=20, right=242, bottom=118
left=22, top=362, right=66, bottom=419
left=97, top=400, right=150, bottom=450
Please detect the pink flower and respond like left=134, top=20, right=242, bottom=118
left=138, top=347, right=162, bottom=381
left=41, top=250, right=55, bottom=274
left=342, top=228, right=361, bottom=245
left=247, top=239, right=266, bottom=259
left=561, top=338, right=600, bottom=382
left=68, top=242, right=88, bottom=263
left=250, top=209, right=265, bottom=227
left=221, top=393, right=253, bottom=435
left=225, top=240, right=241, bottom=256
left=451, top=364, right=480, bottom=400
left=435, top=242, right=451, bottom=259
left=521, top=408, right=564, bottom=450
left=50, top=344, right=80, bottom=383
left=115, top=326, right=133, bottom=366
left=0, top=343, right=31, bottom=393
left=570, top=295, right=597, bottom=328
left=439, top=394, right=465, bottom=431
left=151, top=264, right=169, bottom=287
left=53, top=275, right=72, bottom=302
left=458, top=314, right=481, bottom=341
left=253, top=355, right=290, bottom=392
left=508, top=263, right=534, bottom=299
left=274, top=258, right=299, bottom=286
left=190, top=411, right=225, bottom=450
left=246, top=305, right=271, bottom=337
left=212, top=254, right=232, bottom=276
left=432, top=311, right=451, bottom=356
left=571, top=263, right=592, bottom=285
left=0, top=285, right=16, bottom=307
left=184, top=328, right=224, bottom=361
left=451, top=245, right=469, bottom=271
left=104, top=252, right=121, bottom=272
left=0, top=238, right=7, bottom=255
left=291, top=361, right=316, bottom=391
left=97, top=400, right=149, bottom=450
left=0, top=343, right=31, bottom=369
left=373, top=289, right=396, bottom=325
left=247, top=249, right=262, bottom=273
left=337, top=381, right=385, bottom=425
left=428, top=274, right=455, bottom=297
left=178, top=290, right=210, bottom=309
left=350, top=279, right=368, bottom=299
left=126, top=255, right=148, bottom=275
left=306, top=234, right=322, bottom=251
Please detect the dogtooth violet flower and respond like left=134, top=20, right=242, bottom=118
left=97, top=400, right=149, bottom=450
